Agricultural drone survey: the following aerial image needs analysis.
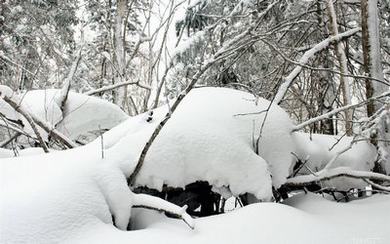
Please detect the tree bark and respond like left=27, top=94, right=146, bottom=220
left=326, top=0, right=353, bottom=135
left=361, top=0, right=386, bottom=117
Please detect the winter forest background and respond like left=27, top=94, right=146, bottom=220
left=1, top=0, right=390, bottom=243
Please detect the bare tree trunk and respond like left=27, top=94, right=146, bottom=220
left=326, top=0, right=353, bottom=135
left=361, top=0, right=387, bottom=174
left=361, top=0, right=386, bottom=117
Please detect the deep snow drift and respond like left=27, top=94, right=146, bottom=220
left=51, top=193, right=390, bottom=244
left=1, top=87, right=387, bottom=243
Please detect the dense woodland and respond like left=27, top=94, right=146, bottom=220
left=1, top=0, right=390, bottom=243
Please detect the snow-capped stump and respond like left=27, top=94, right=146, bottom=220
left=103, top=87, right=296, bottom=201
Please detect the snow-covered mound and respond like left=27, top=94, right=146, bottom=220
left=0, top=147, right=133, bottom=243
left=0, top=89, right=128, bottom=147
left=23, top=89, right=129, bottom=142
left=292, top=132, right=377, bottom=190
left=54, top=91, right=129, bottom=142
left=0, top=145, right=194, bottom=243
left=72, top=193, right=390, bottom=244
left=3, top=146, right=389, bottom=244
left=1, top=87, right=388, bottom=243
left=104, top=87, right=296, bottom=200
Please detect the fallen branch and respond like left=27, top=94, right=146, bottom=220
left=132, top=193, right=195, bottom=229
left=365, top=179, right=390, bottom=192
left=284, top=167, right=390, bottom=187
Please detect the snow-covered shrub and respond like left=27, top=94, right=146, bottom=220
left=0, top=89, right=128, bottom=150
left=104, top=87, right=296, bottom=201
left=292, top=132, right=377, bottom=190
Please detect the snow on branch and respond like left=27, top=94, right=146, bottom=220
left=56, top=47, right=83, bottom=112
left=0, top=86, right=76, bottom=149
left=31, top=114, right=77, bottom=149
left=291, top=90, right=390, bottom=132
left=273, top=27, right=361, bottom=105
left=128, top=1, right=279, bottom=186
left=284, top=167, right=390, bottom=187
left=1, top=94, right=49, bottom=153
left=85, top=81, right=151, bottom=96
left=132, top=193, right=195, bottom=229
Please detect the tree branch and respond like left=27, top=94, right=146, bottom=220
left=273, top=27, right=361, bottom=105
left=1, top=96, right=49, bottom=153
left=284, top=167, right=390, bottom=187
left=85, top=81, right=151, bottom=96
left=291, top=90, right=390, bottom=132
left=132, top=193, right=194, bottom=229
left=128, top=0, right=279, bottom=186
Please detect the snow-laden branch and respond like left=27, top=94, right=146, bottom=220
left=273, top=27, right=361, bottom=105
left=128, top=1, right=279, bottom=186
left=85, top=81, right=151, bottom=96
left=1, top=95, right=49, bottom=153
left=291, top=90, right=390, bottom=132
left=56, top=48, right=83, bottom=112
left=284, top=167, right=390, bottom=187
left=0, top=85, right=76, bottom=149
left=31, top=115, right=77, bottom=149
left=132, top=193, right=195, bottom=229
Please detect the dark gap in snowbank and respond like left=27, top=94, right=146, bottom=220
left=133, top=181, right=224, bottom=217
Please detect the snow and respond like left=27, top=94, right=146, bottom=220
left=292, top=132, right=377, bottom=190
left=0, top=85, right=14, bottom=99
left=70, top=193, right=390, bottom=244
left=1, top=87, right=389, bottom=243
left=173, top=30, right=205, bottom=57
left=0, top=89, right=128, bottom=146
left=54, top=90, right=128, bottom=142
left=3, top=148, right=390, bottom=244
left=104, top=87, right=295, bottom=199
left=0, top=147, right=48, bottom=158
left=2, top=87, right=296, bottom=200
left=0, top=148, right=13, bottom=158
left=0, top=86, right=20, bottom=123
left=21, top=90, right=63, bottom=134
left=0, top=146, right=134, bottom=243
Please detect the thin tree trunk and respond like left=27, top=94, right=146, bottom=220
left=361, top=0, right=386, bottom=117
left=326, top=0, right=353, bottom=135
